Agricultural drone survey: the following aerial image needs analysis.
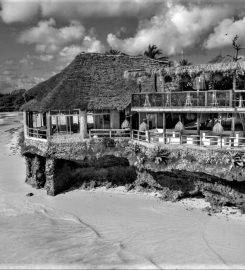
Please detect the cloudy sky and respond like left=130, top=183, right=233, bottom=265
left=1, top=0, right=245, bottom=93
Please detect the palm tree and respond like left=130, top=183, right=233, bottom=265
left=144, top=44, right=163, bottom=59
left=144, top=44, right=168, bottom=92
left=208, top=52, right=227, bottom=63
left=106, top=48, right=122, bottom=55
left=179, top=58, right=192, bottom=66
left=227, top=35, right=244, bottom=62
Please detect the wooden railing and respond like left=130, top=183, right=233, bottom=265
left=27, top=127, right=47, bottom=139
left=89, top=129, right=131, bottom=138
left=132, top=129, right=245, bottom=149
left=131, top=90, right=238, bottom=108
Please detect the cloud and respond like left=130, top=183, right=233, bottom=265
left=0, top=0, right=163, bottom=23
left=204, top=17, right=245, bottom=49
left=0, top=0, right=39, bottom=23
left=38, top=54, right=54, bottom=62
left=17, top=18, right=85, bottom=54
left=59, top=36, right=105, bottom=62
left=107, top=3, right=237, bottom=55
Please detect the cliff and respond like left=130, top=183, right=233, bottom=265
left=22, top=138, right=245, bottom=212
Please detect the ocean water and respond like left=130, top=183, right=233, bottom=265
left=1, top=112, right=245, bottom=269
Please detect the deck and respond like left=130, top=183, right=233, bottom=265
left=131, top=90, right=245, bottom=112
left=25, top=127, right=245, bottom=150
left=132, top=129, right=245, bottom=149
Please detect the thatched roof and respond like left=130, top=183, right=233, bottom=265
left=163, top=61, right=245, bottom=77
left=124, top=61, right=245, bottom=80
left=22, top=53, right=165, bottom=112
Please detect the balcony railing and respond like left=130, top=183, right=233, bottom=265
left=27, top=127, right=47, bottom=139
left=132, top=90, right=245, bottom=108
left=132, top=129, right=245, bottom=149
left=89, top=129, right=131, bottom=138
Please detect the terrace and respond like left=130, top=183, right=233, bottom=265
left=131, top=90, right=245, bottom=112
left=24, top=109, right=131, bottom=143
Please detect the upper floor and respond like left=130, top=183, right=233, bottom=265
left=131, top=90, right=245, bottom=113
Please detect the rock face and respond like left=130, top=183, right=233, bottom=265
left=24, top=153, right=136, bottom=196
left=23, top=138, right=245, bottom=211
left=137, top=170, right=245, bottom=211
left=25, top=154, right=46, bottom=189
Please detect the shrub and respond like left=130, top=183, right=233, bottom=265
left=145, top=146, right=169, bottom=165
left=102, top=137, right=116, bottom=148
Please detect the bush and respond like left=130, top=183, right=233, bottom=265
left=145, top=146, right=169, bottom=164
left=102, top=137, right=116, bottom=148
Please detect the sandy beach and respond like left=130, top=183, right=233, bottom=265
left=1, top=112, right=245, bottom=269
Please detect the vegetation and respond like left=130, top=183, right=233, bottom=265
left=208, top=52, right=227, bottom=63
left=179, top=58, right=192, bottom=66
left=106, top=48, right=123, bottom=55
left=102, top=137, right=116, bottom=148
left=0, top=89, right=26, bottom=112
left=144, top=44, right=166, bottom=60
left=227, top=35, right=244, bottom=62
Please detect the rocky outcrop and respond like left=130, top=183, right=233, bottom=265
left=24, top=153, right=136, bottom=196
left=23, top=138, right=245, bottom=211
left=25, top=154, right=46, bottom=188
left=136, top=170, right=245, bottom=212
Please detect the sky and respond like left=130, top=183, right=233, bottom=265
left=1, top=0, right=245, bottom=93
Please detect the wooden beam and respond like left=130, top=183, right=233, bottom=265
left=231, top=114, right=236, bottom=136
left=80, top=110, right=87, bottom=140
left=197, top=113, right=200, bottom=145
left=163, top=112, right=166, bottom=144
left=46, top=112, right=51, bottom=137
left=23, top=111, right=27, bottom=137
left=233, top=73, right=236, bottom=108
left=132, top=107, right=239, bottom=113
left=239, top=113, right=245, bottom=135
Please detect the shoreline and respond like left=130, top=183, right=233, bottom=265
left=2, top=112, right=245, bottom=268
left=7, top=124, right=244, bottom=222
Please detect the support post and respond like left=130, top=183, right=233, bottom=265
left=197, top=113, right=200, bottom=145
left=239, top=113, right=245, bottom=136
left=232, top=73, right=236, bottom=107
left=80, top=110, right=87, bottom=140
left=205, top=91, right=208, bottom=107
left=231, top=115, right=236, bottom=147
left=46, top=112, right=51, bottom=138
left=231, top=73, right=236, bottom=144
left=147, top=130, right=150, bottom=142
left=163, top=112, right=166, bottom=144
left=154, top=73, right=157, bottom=92
left=231, top=115, right=236, bottom=135
left=23, top=111, right=28, bottom=137
left=160, top=75, right=165, bottom=92
left=138, top=112, right=141, bottom=127
left=229, top=90, right=233, bottom=107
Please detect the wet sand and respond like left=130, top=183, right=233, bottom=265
left=1, top=112, right=245, bottom=269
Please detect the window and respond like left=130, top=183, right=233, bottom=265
left=51, top=113, right=79, bottom=134
left=88, top=110, right=111, bottom=129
